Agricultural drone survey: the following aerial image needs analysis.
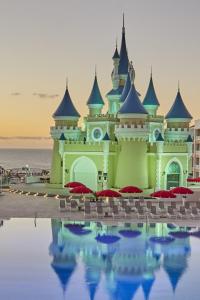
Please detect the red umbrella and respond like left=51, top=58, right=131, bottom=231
left=150, top=190, right=176, bottom=198
left=96, top=189, right=121, bottom=198
left=70, top=186, right=93, bottom=194
left=65, top=181, right=85, bottom=188
left=119, top=186, right=143, bottom=193
left=171, top=186, right=193, bottom=195
left=187, top=177, right=200, bottom=182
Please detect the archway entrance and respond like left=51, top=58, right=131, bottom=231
left=166, top=161, right=181, bottom=190
left=71, top=157, right=97, bottom=191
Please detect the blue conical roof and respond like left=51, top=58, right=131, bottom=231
left=166, top=90, right=192, bottom=120
left=113, top=280, right=140, bottom=300
left=119, top=84, right=148, bottom=115
left=87, top=75, right=104, bottom=106
left=156, top=133, right=164, bottom=142
left=112, top=46, right=120, bottom=59
left=165, top=266, right=186, bottom=292
left=102, top=132, right=110, bottom=141
left=118, top=18, right=129, bottom=75
left=51, top=264, right=76, bottom=292
left=59, top=133, right=66, bottom=141
left=186, top=134, right=193, bottom=142
left=142, top=278, right=155, bottom=300
left=120, top=73, right=131, bottom=103
left=53, top=87, right=80, bottom=118
left=143, top=76, right=160, bottom=106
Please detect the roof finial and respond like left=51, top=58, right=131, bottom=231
left=95, top=65, right=97, bottom=77
left=122, top=13, right=125, bottom=33
left=150, top=65, right=153, bottom=78
left=178, top=80, right=180, bottom=92
left=66, top=77, right=68, bottom=90
left=116, top=37, right=118, bottom=49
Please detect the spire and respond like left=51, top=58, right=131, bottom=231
left=66, top=77, right=68, bottom=90
left=120, top=72, right=131, bottom=103
left=166, top=89, right=192, bottom=120
left=119, top=83, right=148, bottom=115
left=53, top=83, right=80, bottom=119
left=87, top=73, right=104, bottom=106
left=118, top=14, right=129, bottom=74
left=112, top=42, right=120, bottom=59
left=143, top=72, right=160, bottom=106
left=122, top=13, right=125, bottom=33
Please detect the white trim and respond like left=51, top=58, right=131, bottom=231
left=147, top=153, right=188, bottom=156
left=88, top=104, right=103, bottom=108
left=166, top=118, right=191, bottom=122
left=63, top=151, right=116, bottom=156
left=118, top=113, right=148, bottom=119
left=54, top=116, right=79, bottom=121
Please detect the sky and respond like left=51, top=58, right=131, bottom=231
left=0, top=0, right=200, bottom=148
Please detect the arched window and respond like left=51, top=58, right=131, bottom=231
left=166, top=161, right=181, bottom=190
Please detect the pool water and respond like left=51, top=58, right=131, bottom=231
left=0, top=219, right=200, bottom=300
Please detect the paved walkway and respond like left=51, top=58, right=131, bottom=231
left=1, top=192, right=200, bottom=226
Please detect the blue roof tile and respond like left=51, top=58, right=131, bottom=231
left=143, top=76, right=160, bottom=106
left=87, top=75, right=104, bottom=106
left=119, top=84, right=148, bottom=115
left=166, top=91, right=192, bottom=119
left=120, top=73, right=131, bottom=103
left=53, top=88, right=80, bottom=118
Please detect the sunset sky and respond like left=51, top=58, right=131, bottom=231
left=0, top=0, right=200, bottom=148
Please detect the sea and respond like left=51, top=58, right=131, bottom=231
left=0, top=148, right=52, bottom=170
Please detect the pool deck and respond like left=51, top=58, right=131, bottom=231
left=1, top=191, right=200, bottom=226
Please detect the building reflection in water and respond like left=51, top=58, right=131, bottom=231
left=49, top=220, right=191, bottom=299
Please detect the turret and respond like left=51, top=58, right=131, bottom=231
left=87, top=73, right=104, bottom=116
left=59, top=133, right=66, bottom=156
left=51, top=82, right=81, bottom=141
left=53, top=82, right=80, bottom=127
left=118, top=83, right=148, bottom=123
left=156, top=133, right=164, bottom=153
left=143, top=72, right=160, bottom=116
left=106, top=15, right=130, bottom=115
left=165, top=87, right=192, bottom=141
left=118, top=14, right=129, bottom=78
left=120, top=72, right=131, bottom=104
left=112, top=44, right=120, bottom=89
left=102, top=132, right=110, bottom=189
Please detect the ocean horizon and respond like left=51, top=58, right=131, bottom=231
left=0, top=148, right=52, bottom=169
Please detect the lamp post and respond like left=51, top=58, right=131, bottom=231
left=98, top=171, right=108, bottom=190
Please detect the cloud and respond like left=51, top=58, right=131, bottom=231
left=0, top=136, right=51, bottom=140
left=11, top=92, right=21, bottom=96
left=33, top=93, right=59, bottom=99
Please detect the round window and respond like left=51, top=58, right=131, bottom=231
left=92, top=128, right=103, bottom=141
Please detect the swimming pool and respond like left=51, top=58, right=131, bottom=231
left=0, top=219, right=200, bottom=300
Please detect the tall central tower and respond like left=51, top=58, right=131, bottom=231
left=106, top=15, right=135, bottom=115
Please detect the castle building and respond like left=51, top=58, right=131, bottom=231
left=50, top=17, right=193, bottom=192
